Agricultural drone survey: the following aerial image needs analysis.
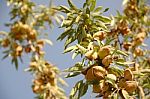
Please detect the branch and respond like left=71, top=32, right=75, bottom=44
left=138, top=86, right=145, bottom=99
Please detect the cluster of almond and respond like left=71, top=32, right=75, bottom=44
left=11, top=22, right=37, bottom=41
left=109, top=22, right=147, bottom=58
left=118, top=68, right=138, bottom=93
left=82, top=42, right=115, bottom=98
left=85, top=44, right=112, bottom=68
left=1, top=0, right=66, bottom=99
left=30, top=59, right=65, bottom=99
left=82, top=64, right=138, bottom=98
left=1, top=39, right=45, bottom=60
left=1, top=21, right=48, bottom=59
left=124, top=0, right=138, bottom=17
left=82, top=65, right=110, bottom=98
left=80, top=30, right=140, bottom=98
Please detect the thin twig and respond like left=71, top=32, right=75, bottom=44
left=138, top=86, right=145, bottom=99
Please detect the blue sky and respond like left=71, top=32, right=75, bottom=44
left=0, top=0, right=123, bottom=99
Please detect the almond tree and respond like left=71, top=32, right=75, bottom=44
left=0, top=0, right=66, bottom=99
left=58, top=0, right=150, bottom=99
left=0, top=0, right=150, bottom=99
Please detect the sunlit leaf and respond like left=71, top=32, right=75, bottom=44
left=116, top=50, right=128, bottom=56
left=76, top=44, right=87, bottom=54
left=70, top=80, right=83, bottom=98
left=72, top=51, right=79, bottom=59
left=64, top=62, right=82, bottom=72
left=42, top=39, right=53, bottom=45
left=64, top=36, right=76, bottom=48
left=122, top=0, right=129, bottom=5
left=90, top=0, right=96, bottom=11
left=94, top=6, right=103, bottom=12
left=63, top=45, right=77, bottom=53
left=65, top=71, right=81, bottom=78
left=94, top=15, right=111, bottom=23
left=108, top=66, right=123, bottom=76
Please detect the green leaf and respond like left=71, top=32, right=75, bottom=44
left=68, top=0, right=77, bottom=10
left=109, top=66, right=123, bottom=76
left=2, top=53, right=9, bottom=60
left=76, top=44, right=87, bottom=54
left=94, top=15, right=111, bottom=23
left=104, top=38, right=114, bottom=45
left=94, top=6, right=103, bottom=12
left=63, top=45, right=77, bottom=53
left=143, top=83, right=150, bottom=89
left=70, top=87, right=78, bottom=98
left=103, top=8, right=109, bottom=12
left=64, top=36, right=76, bottom=48
left=86, top=7, right=90, bottom=14
left=116, top=50, right=128, bottom=56
left=96, top=21, right=107, bottom=30
left=105, top=77, right=117, bottom=88
left=59, top=5, right=71, bottom=13
left=116, top=10, right=121, bottom=17
left=75, top=14, right=81, bottom=23
left=72, top=51, right=79, bottom=59
left=78, top=82, right=88, bottom=98
left=64, top=62, right=82, bottom=72
left=81, top=27, right=87, bottom=39
left=86, top=0, right=91, bottom=6
left=90, top=0, right=96, bottom=11
left=61, top=20, right=72, bottom=27
left=57, top=29, right=73, bottom=41
left=12, top=58, right=18, bottom=70
left=70, top=80, right=83, bottom=98
left=65, top=72, right=81, bottom=78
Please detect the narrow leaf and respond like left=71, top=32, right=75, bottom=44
left=103, top=8, right=109, bottom=12
left=78, top=83, right=88, bottom=98
left=94, top=6, right=103, bottom=12
left=42, top=39, right=53, bottom=45
left=64, top=62, right=82, bottom=72
left=63, top=45, right=77, bottom=53
left=59, top=5, right=71, bottom=13
left=68, top=0, right=77, bottom=10
left=64, top=36, right=76, bottom=48
left=57, top=29, right=73, bottom=41
left=65, top=72, right=81, bottom=78
left=116, top=50, right=128, bottom=56
left=76, top=44, right=87, bottom=54
left=72, top=51, right=79, bottom=59
left=94, top=15, right=111, bottom=23
left=90, top=0, right=96, bottom=11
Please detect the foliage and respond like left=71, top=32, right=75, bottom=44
left=0, top=0, right=66, bottom=99
left=57, top=0, right=150, bottom=99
